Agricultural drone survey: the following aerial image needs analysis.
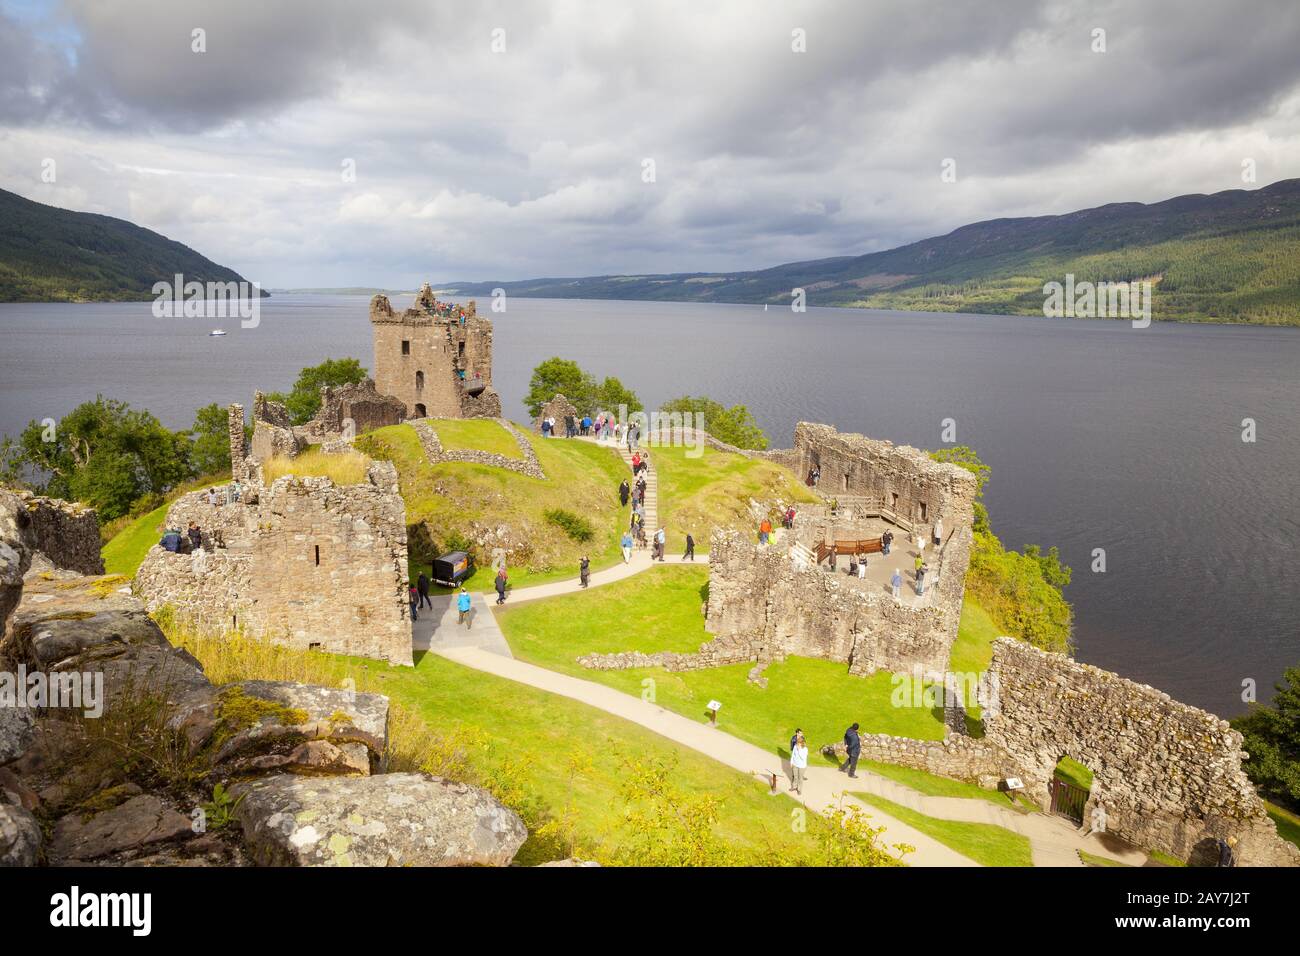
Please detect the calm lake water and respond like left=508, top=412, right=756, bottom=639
left=2, top=295, right=1297, bottom=716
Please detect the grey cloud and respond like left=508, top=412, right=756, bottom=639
left=3, top=0, right=1300, bottom=287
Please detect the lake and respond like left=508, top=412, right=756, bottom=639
left=2, top=294, right=1296, bottom=717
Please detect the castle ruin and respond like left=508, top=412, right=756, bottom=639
left=696, top=422, right=978, bottom=676
left=134, top=403, right=413, bottom=666
left=369, top=283, right=501, bottom=420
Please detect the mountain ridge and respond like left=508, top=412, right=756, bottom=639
left=445, top=178, right=1300, bottom=325
left=0, top=187, right=262, bottom=303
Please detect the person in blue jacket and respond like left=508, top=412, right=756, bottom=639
left=457, top=587, right=473, bottom=628
left=160, top=528, right=182, bottom=553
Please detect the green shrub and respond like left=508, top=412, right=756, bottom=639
left=544, top=508, right=595, bottom=542
left=931, top=446, right=1073, bottom=654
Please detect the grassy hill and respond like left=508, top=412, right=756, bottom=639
left=356, top=421, right=629, bottom=589
left=448, top=178, right=1300, bottom=325
left=352, top=421, right=815, bottom=589
left=0, top=187, right=260, bottom=302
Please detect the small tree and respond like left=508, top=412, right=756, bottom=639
left=271, top=357, right=368, bottom=424
left=188, top=403, right=233, bottom=477
left=593, top=376, right=643, bottom=415
left=524, top=358, right=596, bottom=418
left=524, top=359, right=642, bottom=418
left=1233, top=667, right=1300, bottom=809
left=660, top=395, right=769, bottom=450
left=9, top=396, right=194, bottom=520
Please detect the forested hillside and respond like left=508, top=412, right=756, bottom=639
left=449, top=179, right=1300, bottom=325
left=0, top=187, right=258, bottom=302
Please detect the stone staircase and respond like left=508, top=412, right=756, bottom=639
left=619, top=445, right=658, bottom=540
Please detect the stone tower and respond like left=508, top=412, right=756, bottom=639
left=369, top=283, right=501, bottom=419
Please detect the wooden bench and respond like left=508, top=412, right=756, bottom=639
left=814, top=537, right=884, bottom=564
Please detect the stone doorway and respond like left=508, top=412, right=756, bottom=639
left=1049, top=756, right=1093, bottom=825
left=414, top=403, right=427, bottom=418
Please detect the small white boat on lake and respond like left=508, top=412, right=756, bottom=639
left=209, top=329, right=227, bottom=336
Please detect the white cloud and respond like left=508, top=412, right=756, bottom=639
left=2, top=0, right=1299, bottom=287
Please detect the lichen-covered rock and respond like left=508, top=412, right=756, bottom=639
left=0, top=803, right=41, bottom=866
left=0, top=489, right=33, bottom=639
left=7, top=572, right=212, bottom=708
left=48, top=794, right=194, bottom=863
left=169, top=679, right=389, bottom=773
left=538, top=857, right=601, bottom=867
left=0, top=706, right=34, bottom=766
left=233, top=772, right=527, bottom=867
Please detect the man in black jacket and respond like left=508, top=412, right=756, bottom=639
left=416, top=572, right=431, bottom=610
left=842, top=722, right=861, bottom=778
left=619, top=479, right=630, bottom=508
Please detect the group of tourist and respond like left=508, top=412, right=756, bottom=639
left=421, top=296, right=469, bottom=325
left=539, top=412, right=632, bottom=444
left=203, top=480, right=242, bottom=507
left=406, top=573, right=433, bottom=621
left=782, top=721, right=862, bottom=795
left=159, top=520, right=215, bottom=555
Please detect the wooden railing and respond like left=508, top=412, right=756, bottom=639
left=813, top=536, right=884, bottom=564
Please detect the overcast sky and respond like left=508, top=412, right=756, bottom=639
left=3, top=0, right=1300, bottom=288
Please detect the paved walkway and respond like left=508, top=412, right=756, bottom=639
left=420, top=433, right=1147, bottom=867
left=436, top=644, right=978, bottom=866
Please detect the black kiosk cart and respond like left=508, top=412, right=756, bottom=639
left=432, top=551, right=471, bottom=587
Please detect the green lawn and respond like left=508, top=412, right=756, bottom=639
left=1079, top=850, right=1131, bottom=867
left=497, top=564, right=948, bottom=758
left=430, top=417, right=524, bottom=459
left=855, top=792, right=1034, bottom=867
left=357, top=421, right=629, bottom=589
left=1266, top=801, right=1300, bottom=850
left=651, top=444, right=817, bottom=546
left=860, top=760, right=1036, bottom=813
left=100, top=478, right=224, bottom=574
left=176, top=626, right=826, bottom=865
left=1054, top=756, right=1095, bottom=792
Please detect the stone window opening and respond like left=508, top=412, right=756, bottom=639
left=920, top=501, right=928, bottom=522
left=401, top=340, right=410, bottom=356
left=415, top=370, right=424, bottom=391
left=458, top=341, right=465, bottom=357
left=891, top=491, right=899, bottom=510
left=309, top=642, right=322, bottom=652
left=842, top=473, right=849, bottom=492
left=315, top=544, right=320, bottom=566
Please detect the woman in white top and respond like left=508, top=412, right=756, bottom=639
left=789, top=733, right=809, bottom=795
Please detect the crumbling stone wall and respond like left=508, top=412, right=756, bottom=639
left=695, top=529, right=958, bottom=675
left=686, top=423, right=976, bottom=676
left=534, top=393, right=578, bottom=431
left=305, top=378, right=406, bottom=442
left=809, top=638, right=1300, bottom=866
left=369, top=283, right=500, bottom=419
left=228, top=404, right=249, bottom=480
left=135, top=461, right=412, bottom=666
left=412, top=419, right=545, bottom=479
left=250, top=393, right=304, bottom=462
left=0, top=490, right=103, bottom=577
left=792, top=422, right=977, bottom=532
left=982, top=638, right=1299, bottom=866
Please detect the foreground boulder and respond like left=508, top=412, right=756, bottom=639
left=6, top=571, right=212, bottom=709
left=0, top=707, right=34, bottom=765
left=233, top=772, right=527, bottom=867
left=49, top=793, right=193, bottom=863
left=0, top=803, right=41, bottom=866
left=168, top=679, right=390, bottom=775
